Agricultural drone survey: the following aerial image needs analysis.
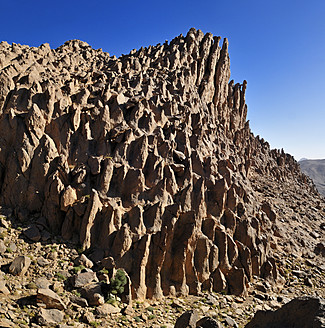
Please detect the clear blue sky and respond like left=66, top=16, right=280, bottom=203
left=1, top=0, right=324, bottom=160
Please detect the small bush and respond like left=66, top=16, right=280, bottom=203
left=109, top=269, right=127, bottom=296
left=55, top=272, right=67, bottom=281
left=146, top=306, right=155, bottom=312
left=73, top=265, right=85, bottom=273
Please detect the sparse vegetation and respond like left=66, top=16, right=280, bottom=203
left=108, top=269, right=127, bottom=297
left=55, top=272, right=67, bottom=281
left=73, top=265, right=85, bottom=273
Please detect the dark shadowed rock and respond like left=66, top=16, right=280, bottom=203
left=80, top=282, right=105, bottom=306
left=23, top=224, right=42, bottom=242
left=197, top=317, right=224, bottom=328
left=174, top=310, right=198, bottom=328
left=69, top=294, right=88, bottom=307
left=245, top=296, right=325, bottom=328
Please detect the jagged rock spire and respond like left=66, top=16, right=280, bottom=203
left=0, top=29, right=314, bottom=299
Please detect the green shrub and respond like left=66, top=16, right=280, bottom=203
left=109, top=269, right=127, bottom=296
left=146, top=306, right=155, bottom=312
left=55, top=272, right=67, bottom=281
left=73, top=265, right=85, bottom=273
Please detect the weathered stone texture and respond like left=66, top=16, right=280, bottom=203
left=0, top=29, right=320, bottom=299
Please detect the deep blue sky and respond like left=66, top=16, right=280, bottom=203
left=1, top=0, right=324, bottom=160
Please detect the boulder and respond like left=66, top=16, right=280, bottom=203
left=197, top=317, right=224, bottom=328
left=38, top=308, right=64, bottom=325
left=80, top=282, right=105, bottom=306
left=96, top=303, right=121, bottom=316
left=174, top=310, right=198, bottom=328
left=37, top=288, right=66, bottom=310
left=245, top=296, right=325, bottom=328
left=73, top=271, right=98, bottom=288
left=9, top=256, right=31, bottom=276
left=74, top=254, right=93, bottom=268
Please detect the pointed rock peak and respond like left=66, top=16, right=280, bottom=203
left=222, top=37, right=229, bottom=52
left=59, top=39, right=91, bottom=51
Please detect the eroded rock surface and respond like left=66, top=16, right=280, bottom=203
left=0, top=28, right=324, bottom=301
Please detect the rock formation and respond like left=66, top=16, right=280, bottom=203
left=174, top=296, right=325, bottom=328
left=245, top=296, right=325, bottom=328
left=0, top=28, right=323, bottom=300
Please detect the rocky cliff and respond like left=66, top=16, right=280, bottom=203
left=0, top=28, right=324, bottom=300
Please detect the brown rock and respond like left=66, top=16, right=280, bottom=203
left=69, top=294, right=88, bottom=307
left=96, top=303, right=121, bottom=316
left=37, top=288, right=66, bottom=310
left=0, top=29, right=323, bottom=302
left=74, top=254, right=94, bottom=268
left=211, top=268, right=227, bottom=293
left=80, top=283, right=105, bottom=306
left=9, top=256, right=31, bottom=276
left=0, top=280, right=10, bottom=295
left=24, top=224, right=42, bottom=242
left=61, top=186, right=77, bottom=211
left=73, top=271, right=98, bottom=288
left=38, top=308, right=64, bottom=325
left=174, top=310, right=198, bottom=328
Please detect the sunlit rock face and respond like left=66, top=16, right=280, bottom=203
left=0, top=28, right=321, bottom=299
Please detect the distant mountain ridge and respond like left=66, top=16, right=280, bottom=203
left=299, top=159, right=325, bottom=196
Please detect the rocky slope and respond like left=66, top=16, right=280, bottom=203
left=299, top=159, right=325, bottom=196
left=0, top=26, right=324, bottom=318
left=0, top=206, right=323, bottom=327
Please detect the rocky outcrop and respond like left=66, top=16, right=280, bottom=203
left=174, top=297, right=325, bottom=328
left=245, top=296, right=325, bottom=328
left=0, top=28, right=323, bottom=300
